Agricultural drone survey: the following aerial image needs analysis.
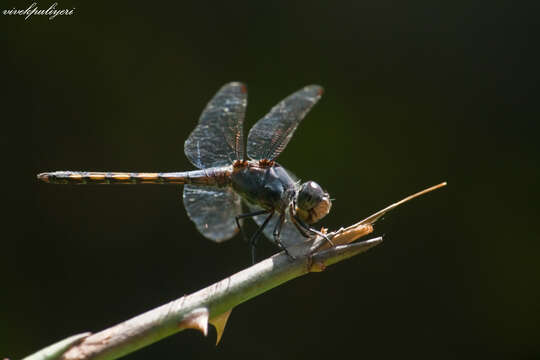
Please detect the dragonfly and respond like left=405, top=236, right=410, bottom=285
left=37, top=82, right=333, bottom=263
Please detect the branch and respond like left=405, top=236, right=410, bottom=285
left=21, top=182, right=446, bottom=360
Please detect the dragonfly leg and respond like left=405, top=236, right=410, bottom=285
left=249, top=211, right=274, bottom=264
left=291, top=216, right=312, bottom=240
left=235, top=209, right=269, bottom=244
left=305, top=225, right=335, bottom=247
left=273, top=214, right=296, bottom=260
left=290, top=207, right=335, bottom=247
left=288, top=204, right=312, bottom=238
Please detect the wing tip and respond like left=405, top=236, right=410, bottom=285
left=226, top=81, right=247, bottom=94
left=208, top=230, right=239, bottom=243
left=305, top=84, right=324, bottom=97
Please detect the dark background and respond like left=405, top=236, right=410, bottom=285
left=2, top=0, right=539, bottom=359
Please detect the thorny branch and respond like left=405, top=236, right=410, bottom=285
left=22, top=182, right=446, bottom=360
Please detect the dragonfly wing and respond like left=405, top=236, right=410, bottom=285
left=247, top=85, right=323, bottom=161
left=184, top=82, right=247, bottom=169
left=246, top=202, right=307, bottom=248
left=183, top=185, right=242, bottom=242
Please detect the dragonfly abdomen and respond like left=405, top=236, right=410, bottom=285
left=37, top=168, right=232, bottom=186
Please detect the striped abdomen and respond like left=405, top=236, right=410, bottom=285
left=36, top=168, right=232, bottom=186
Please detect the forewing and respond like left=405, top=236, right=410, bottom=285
left=246, top=202, right=307, bottom=248
left=183, top=185, right=242, bottom=242
left=184, top=82, right=247, bottom=169
left=247, top=85, right=323, bottom=161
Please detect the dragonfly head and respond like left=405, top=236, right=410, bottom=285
left=295, top=181, right=332, bottom=224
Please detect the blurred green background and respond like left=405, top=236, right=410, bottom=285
left=2, top=0, right=539, bottom=359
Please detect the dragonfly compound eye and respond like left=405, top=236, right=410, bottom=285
left=296, top=181, right=332, bottom=223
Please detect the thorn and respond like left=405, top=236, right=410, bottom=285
left=178, top=308, right=209, bottom=336
left=209, top=309, right=233, bottom=345
left=310, top=237, right=383, bottom=271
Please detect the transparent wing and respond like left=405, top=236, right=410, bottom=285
left=183, top=185, right=243, bottom=242
left=247, top=85, right=323, bottom=161
left=184, top=82, right=247, bottom=169
left=246, top=202, right=307, bottom=248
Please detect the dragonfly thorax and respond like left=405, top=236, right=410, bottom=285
left=294, top=181, right=332, bottom=224
left=231, top=160, right=297, bottom=214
